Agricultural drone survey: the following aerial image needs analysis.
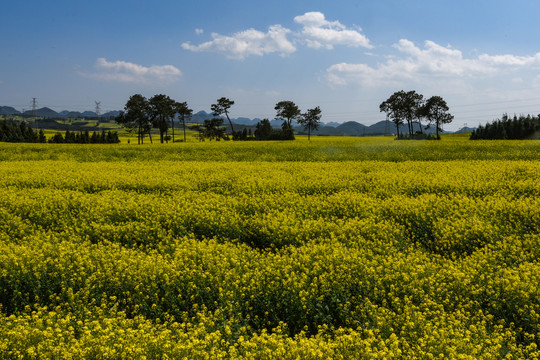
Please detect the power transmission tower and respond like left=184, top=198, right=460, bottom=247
left=32, top=98, right=38, bottom=117
left=95, top=101, right=101, bottom=117
left=31, top=98, right=39, bottom=129
left=95, top=101, right=101, bottom=124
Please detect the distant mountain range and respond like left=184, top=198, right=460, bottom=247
left=0, top=106, right=120, bottom=118
left=183, top=111, right=473, bottom=135
left=0, top=106, right=474, bottom=135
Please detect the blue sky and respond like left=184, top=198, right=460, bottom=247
left=2, top=0, right=540, bottom=129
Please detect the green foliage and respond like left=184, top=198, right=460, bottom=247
left=148, top=94, right=177, bottom=144
left=422, top=95, right=454, bottom=139
left=47, top=130, right=120, bottom=144
left=274, top=100, right=301, bottom=129
left=0, top=120, right=43, bottom=143
left=192, top=118, right=227, bottom=141
left=252, top=119, right=295, bottom=141
left=175, top=101, right=193, bottom=143
left=254, top=119, right=273, bottom=140
left=381, top=91, right=453, bottom=138
left=211, top=97, right=235, bottom=135
left=298, top=106, right=322, bottom=140
left=471, top=113, right=540, bottom=140
left=115, top=94, right=152, bottom=145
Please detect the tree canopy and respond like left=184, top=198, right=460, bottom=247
left=175, top=101, right=193, bottom=143
left=422, top=96, right=454, bottom=139
left=298, top=106, right=322, bottom=140
left=116, top=94, right=152, bottom=144
left=380, top=90, right=452, bottom=139
left=471, top=114, right=540, bottom=140
left=149, top=94, right=177, bottom=144
left=275, top=101, right=301, bottom=129
left=211, top=97, right=235, bottom=135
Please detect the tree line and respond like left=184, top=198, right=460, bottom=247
left=48, top=130, right=120, bottom=144
left=116, top=95, right=322, bottom=143
left=0, top=120, right=120, bottom=144
left=0, top=120, right=46, bottom=143
left=379, top=90, right=453, bottom=139
left=470, top=114, right=540, bottom=140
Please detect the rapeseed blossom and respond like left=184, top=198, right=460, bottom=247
left=0, top=138, right=539, bottom=358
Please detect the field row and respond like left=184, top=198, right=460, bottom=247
left=1, top=157, right=539, bottom=357
left=1, top=136, right=540, bottom=162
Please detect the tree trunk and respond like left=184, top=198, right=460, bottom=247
left=183, top=116, right=187, bottom=142
left=171, top=118, right=175, bottom=143
left=225, top=113, right=235, bottom=135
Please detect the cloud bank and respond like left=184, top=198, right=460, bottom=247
left=85, top=58, right=182, bottom=84
left=182, top=11, right=371, bottom=59
left=327, top=39, right=540, bottom=87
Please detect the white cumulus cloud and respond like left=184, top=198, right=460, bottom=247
left=294, top=11, right=372, bottom=49
left=182, top=25, right=295, bottom=60
left=182, top=11, right=372, bottom=59
left=85, top=58, right=182, bottom=84
left=327, top=39, right=540, bottom=87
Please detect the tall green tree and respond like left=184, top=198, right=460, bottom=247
left=380, top=92, right=405, bottom=137
left=274, top=100, right=301, bottom=129
left=423, top=96, right=453, bottom=139
left=116, top=94, right=151, bottom=144
left=298, top=106, right=322, bottom=140
left=380, top=90, right=425, bottom=136
left=211, top=97, right=235, bottom=135
left=149, top=94, right=176, bottom=143
left=403, top=90, right=424, bottom=135
left=175, top=101, right=192, bottom=143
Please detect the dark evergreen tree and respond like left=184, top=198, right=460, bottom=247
left=254, top=119, right=273, bottom=140
left=38, top=129, right=46, bottom=143
left=470, top=114, right=539, bottom=140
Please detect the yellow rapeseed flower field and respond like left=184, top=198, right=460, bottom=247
left=0, top=136, right=539, bottom=358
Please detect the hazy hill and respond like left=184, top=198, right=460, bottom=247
left=102, top=110, right=121, bottom=118
left=23, top=107, right=59, bottom=117
left=454, top=126, right=476, bottom=133
left=0, top=106, right=20, bottom=115
left=335, top=121, right=368, bottom=136
left=61, top=111, right=84, bottom=118
left=190, top=111, right=213, bottom=123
